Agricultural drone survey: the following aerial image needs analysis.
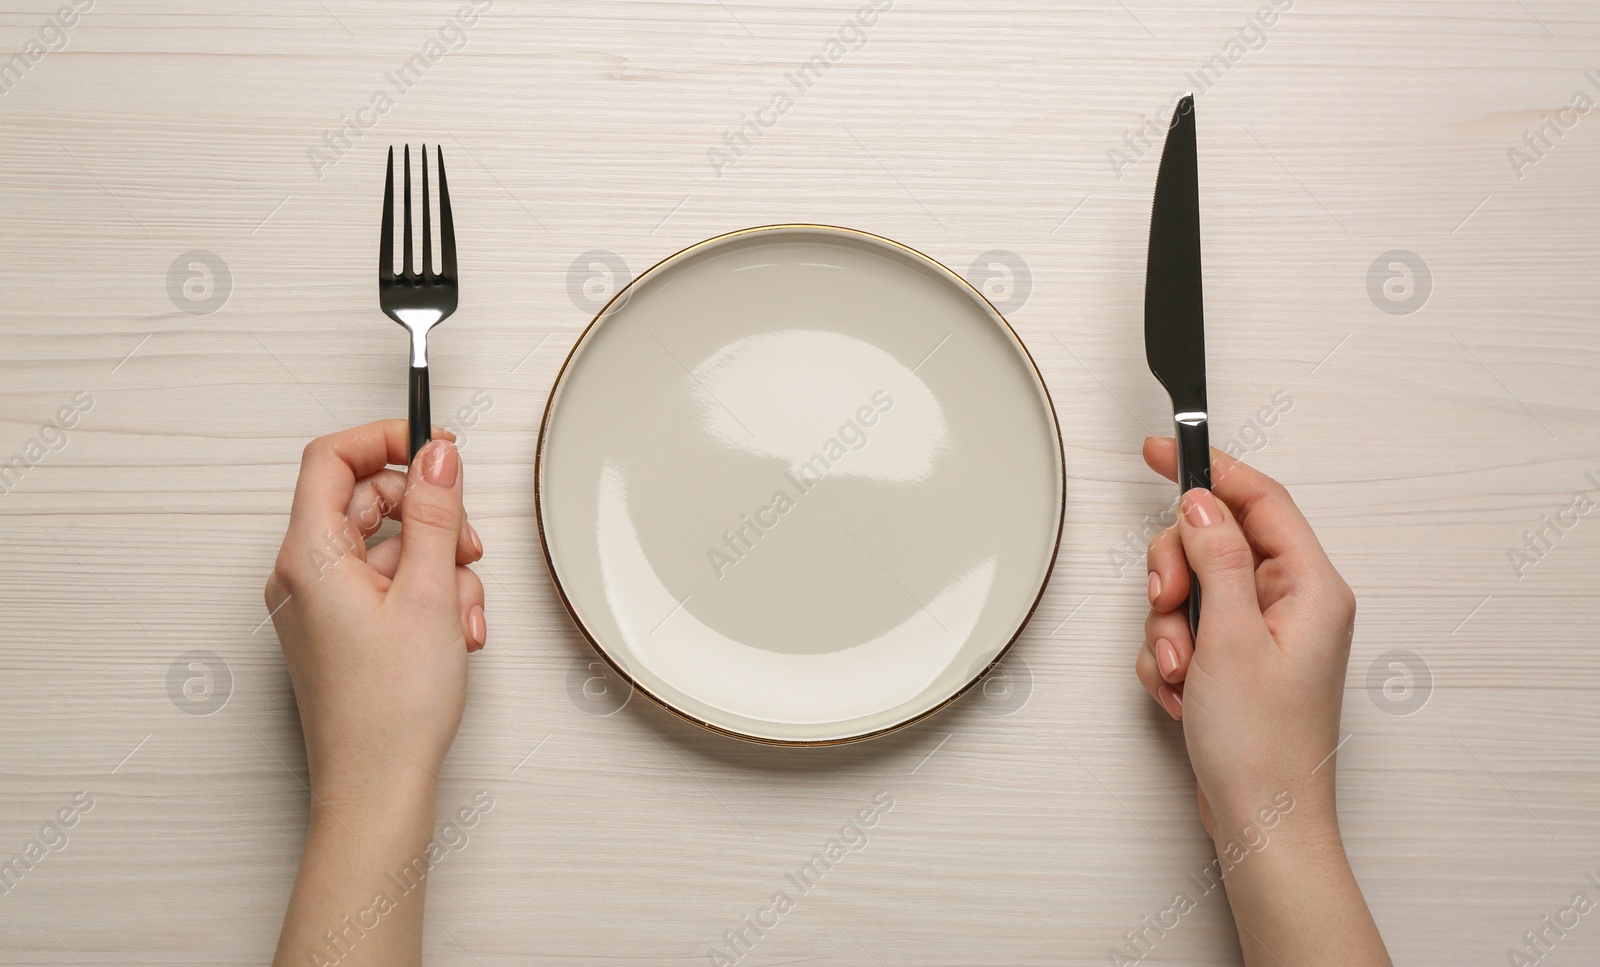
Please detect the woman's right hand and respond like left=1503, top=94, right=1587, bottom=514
left=1134, top=437, right=1390, bottom=967
left=1136, top=437, right=1356, bottom=839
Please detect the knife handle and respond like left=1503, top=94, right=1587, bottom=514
left=1176, top=415, right=1212, bottom=637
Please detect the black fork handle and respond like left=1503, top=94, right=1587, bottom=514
left=408, top=365, right=431, bottom=462
left=1176, top=417, right=1211, bottom=637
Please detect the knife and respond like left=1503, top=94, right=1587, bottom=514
left=1144, top=92, right=1211, bottom=636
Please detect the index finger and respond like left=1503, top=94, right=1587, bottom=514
left=287, top=420, right=453, bottom=546
left=1141, top=436, right=1335, bottom=576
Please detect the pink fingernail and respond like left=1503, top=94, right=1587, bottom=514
left=1182, top=488, right=1220, bottom=528
left=1157, top=637, right=1178, bottom=681
left=1148, top=570, right=1162, bottom=603
left=465, top=520, right=483, bottom=556
left=468, top=604, right=486, bottom=650
left=1158, top=683, right=1182, bottom=720
left=422, top=441, right=458, bottom=487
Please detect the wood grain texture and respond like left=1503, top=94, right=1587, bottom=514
left=1, top=1, right=1597, bottom=964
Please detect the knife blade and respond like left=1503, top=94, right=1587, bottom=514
left=1144, top=92, right=1211, bottom=635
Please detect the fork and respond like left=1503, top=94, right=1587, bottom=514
left=379, top=144, right=458, bottom=461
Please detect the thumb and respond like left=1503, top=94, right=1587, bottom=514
left=393, top=440, right=465, bottom=605
left=1177, top=487, right=1268, bottom=642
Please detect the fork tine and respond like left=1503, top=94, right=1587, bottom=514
left=437, top=146, right=456, bottom=279
left=379, top=146, right=394, bottom=280
left=402, top=144, right=414, bottom=280
left=421, top=143, right=433, bottom=280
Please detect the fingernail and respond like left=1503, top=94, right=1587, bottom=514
left=468, top=604, right=486, bottom=650
left=1158, top=683, right=1182, bottom=720
left=465, top=520, right=483, bottom=556
left=1182, top=488, right=1220, bottom=528
left=421, top=441, right=459, bottom=487
left=1147, top=570, right=1162, bottom=603
left=434, top=426, right=457, bottom=442
left=1157, top=637, right=1178, bottom=681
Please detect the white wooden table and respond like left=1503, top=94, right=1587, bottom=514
left=2, top=2, right=1597, bottom=964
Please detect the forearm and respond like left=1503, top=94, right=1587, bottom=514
left=1217, top=809, right=1391, bottom=967
left=272, top=777, right=438, bottom=967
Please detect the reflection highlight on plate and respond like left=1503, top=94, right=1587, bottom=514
left=596, top=460, right=994, bottom=727
left=690, top=330, right=949, bottom=484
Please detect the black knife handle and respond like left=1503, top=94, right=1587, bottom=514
left=408, top=365, right=431, bottom=462
left=1176, top=416, right=1212, bottom=637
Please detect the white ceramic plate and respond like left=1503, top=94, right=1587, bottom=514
left=536, top=225, right=1063, bottom=745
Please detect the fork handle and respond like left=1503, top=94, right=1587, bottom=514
left=408, top=365, right=431, bottom=462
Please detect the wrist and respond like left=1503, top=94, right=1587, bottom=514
left=1207, top=788, right=1341, bottom=860
left=305, top=727, right=446, bottom=796
left=1207, top=800, right=1388, bottom=967
left=310, top=753, right=440, bottom=822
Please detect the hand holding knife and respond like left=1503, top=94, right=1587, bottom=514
left=1144, top=93, right=1211, bottom=635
